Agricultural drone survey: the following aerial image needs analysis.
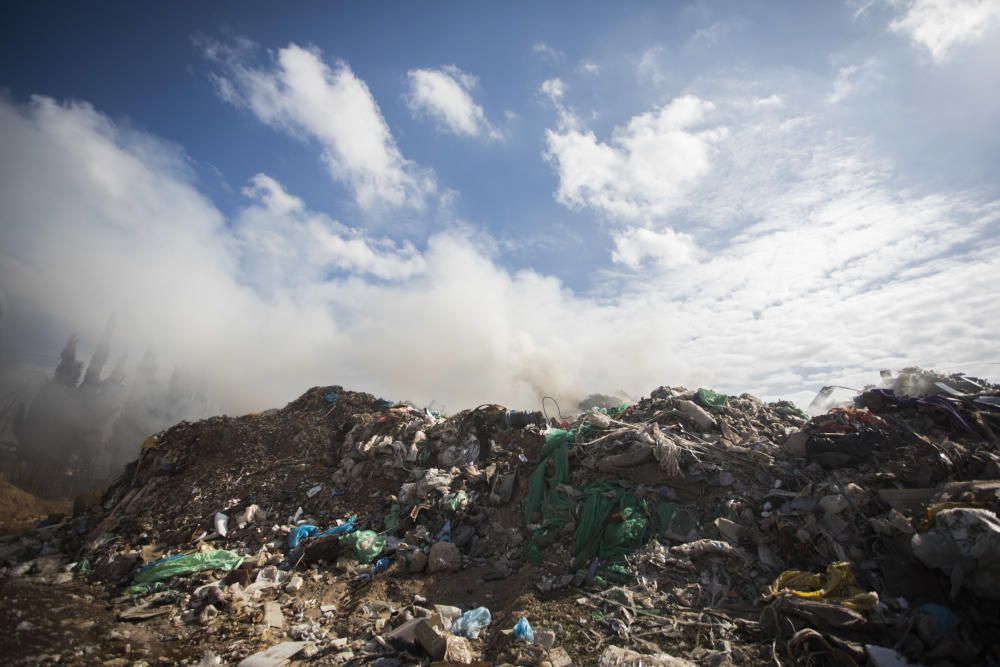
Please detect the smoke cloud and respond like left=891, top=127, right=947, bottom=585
left=2, top=89, right=998, bottom=429
left=0, top=95, right=687, bottom=418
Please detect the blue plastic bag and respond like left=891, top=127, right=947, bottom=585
left=513, top=616, right=534, bottom=642
left=451, top=607, right=491, bottom=639
left=288, top=516, right=357, bottom=555
left=288, top=525, right=320, bottom=554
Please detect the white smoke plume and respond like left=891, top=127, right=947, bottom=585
left=2, top=90, right=998, bottom=426
left=0, top=95, right=688, bottom=417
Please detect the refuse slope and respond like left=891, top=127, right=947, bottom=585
left=1, top=368, right=998, bottom=666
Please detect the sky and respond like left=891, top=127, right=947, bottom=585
left=1, top=0, right=999, bottom=412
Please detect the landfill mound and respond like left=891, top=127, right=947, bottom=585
left=2, top=369, right=999, bottom=666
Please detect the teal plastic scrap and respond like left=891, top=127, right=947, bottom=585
left=603, top=403, right=631, bottom=419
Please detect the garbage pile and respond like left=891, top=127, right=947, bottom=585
left=1, top=368, right=999, bottom=666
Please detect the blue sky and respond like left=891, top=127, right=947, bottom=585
left=1, top=1, right=999, bottom=411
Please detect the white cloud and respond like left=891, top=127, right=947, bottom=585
left=242, top=173, right=304, bottom=215
left=205, top=41, right=435, bottom=210
left=850, top=0, right=879, bottom=18
left=827, top=59, right=881, bottom=103
left=752, top=94, right=785, bottom=108
left=637, top=46, right=667, bottom=86
left=405, top=65, right=499, bottom=140
left=539, top=78, right=566, bottom=103
left=579, top=59, right=601, bottom=75
left=538, top=79, right=580, bottom=132
left=611, top=227, right=700, bottom=268
left=532, top=42, right=564, bottom=61
left=692, top=23, right=723, bottom=46
left=889, top=0, right=1000, bottom=61
left=544, top=95, right=727, bottom=223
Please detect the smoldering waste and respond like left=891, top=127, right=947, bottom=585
left=2, top=368, right=999, bottom=666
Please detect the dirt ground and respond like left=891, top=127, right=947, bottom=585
left=0, top=578, right=202, bottom=666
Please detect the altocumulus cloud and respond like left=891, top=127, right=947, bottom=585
left=405, top=65, right=500, bottom=140
left=544, top=95, right=728, bottom=224
left=203, top=40, right=436, bottom=211
left=888, top=0, right=1000, bottom=62
left=539, top=65, right=1000, bottom=403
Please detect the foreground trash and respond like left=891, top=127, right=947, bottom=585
left=1, top=367, right=998, bottom=665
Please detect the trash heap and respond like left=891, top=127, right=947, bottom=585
left=1, top=368, right=999, bottom=666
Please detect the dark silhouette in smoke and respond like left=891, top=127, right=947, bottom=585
left=54, top=334, right=83, bottom=387
left=6, top=328, right=210, bottom=499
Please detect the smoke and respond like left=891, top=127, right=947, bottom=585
left=2, top=90, right=998, bottom=427
left=0, top=94, right=688, bottom=416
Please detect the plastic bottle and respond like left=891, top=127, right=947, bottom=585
left=451, top=606, right=492, bottom=639
left=513, top=616, right=534, bottom=642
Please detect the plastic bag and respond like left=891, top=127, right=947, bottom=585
left=695, top=388, right=729, bottom=411
left=523, top=430, right=573, bottom=564
left=134, top=550, right=243, bottom=584
left=341, top=529, right=386, bottom=564
left=513, top=616, right=534, bottom=642
left=451, top=606, right=491, bottom=639
left=911, top=507, right=1000, bottom=600
left=769, top=561, right=878, bottom=612
left=288, top=516, right=357, bottom=555
left=573, top=482, right=651, bottom=569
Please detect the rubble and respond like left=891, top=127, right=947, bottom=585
left=0, top=368, right=998, bottom=665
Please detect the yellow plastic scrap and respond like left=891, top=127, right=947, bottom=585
left=769, top=561, right=878, bottom=612
left=925, top=501, right=992, bottom=525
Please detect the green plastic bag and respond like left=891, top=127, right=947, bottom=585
left=771, top=401, right=808, bottom=420
left=573, top=483, right=652, bottom=569
left=443, top=491, right=468, bottom=512
left=384, top=503, right=401, bottom=533
left=341, top=530, right=386, bottom=564
left=695, top=388, right=729, bottom=411
left=523, top=429, right=575, bottom=564
left=603, top=403, right=631, bottom=419
left=134, top=549, right=244, bottom=584
left=126, top=582, right=164, bottom=597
